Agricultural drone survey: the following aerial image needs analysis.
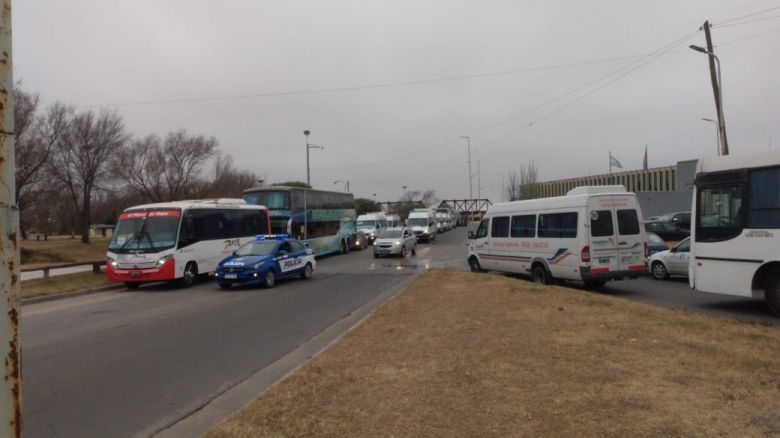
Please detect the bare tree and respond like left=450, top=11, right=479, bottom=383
left=518, top=160, right=540, bottom=200
left=113, top=129, right=217, bottom=202
left=206, top=154, right=258, bottom=198
left=505, top=170, right=520, bottom=201
left=49, top=109, right=126, bottom=243
left=506, top=161, right=540, bottom=201
left=13, top=87, right=69, bottom=235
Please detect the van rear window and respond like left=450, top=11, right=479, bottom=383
left=617, top=209, right=640, bottom=235
left=590, top=210, right=613, bottom=237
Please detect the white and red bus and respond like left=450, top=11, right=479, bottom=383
left=106, top=199, right=271, bottom=288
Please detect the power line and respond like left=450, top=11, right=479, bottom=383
left=713, top=13, right=780, bottom=29
left=714, top=5, right=780, bottom=26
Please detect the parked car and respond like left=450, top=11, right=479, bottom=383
left=645, top=232, right=668, bottom=257
left=659, top=211, right=691, bottom=230
left=649, top=237, right=690, bottom=280
left=215, top=235, right=316, bottom=289
left=643, top=221, right=690, bottom=242
left=373, top=227, right=418, bottom=258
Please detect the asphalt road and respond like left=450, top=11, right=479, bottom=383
left=22, top=229, right=467, bottom=438
left=21, top=229, right=778, bottom=437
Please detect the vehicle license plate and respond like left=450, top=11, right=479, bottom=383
left=225, top=274, right=237, bottom=279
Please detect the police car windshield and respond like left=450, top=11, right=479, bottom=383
left=235, top=241, right=278, bottom=256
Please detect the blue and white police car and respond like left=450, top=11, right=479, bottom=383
left=215, top=234, right=316, bottom=289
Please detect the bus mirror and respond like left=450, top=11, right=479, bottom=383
left=468, top=231, right=474, bottom=239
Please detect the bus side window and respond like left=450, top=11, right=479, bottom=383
left=179, top=215, right=197, bottom=248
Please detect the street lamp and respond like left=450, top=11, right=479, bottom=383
left=333, top=180, right=349, bottom=192
left=303, top=130, right=324, bottom=187
left=459, top=135, right=473, bottom=199
left=402, top=185, right=407, bottom=199
left=690, top=45, right=728, bottom=155
left=702, top=118, right=720, bottom=156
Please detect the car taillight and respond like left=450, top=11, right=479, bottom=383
left=581, top=245, right=590, bottom=263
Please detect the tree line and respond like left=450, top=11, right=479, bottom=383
left=14, top=86, right=259, bottom=242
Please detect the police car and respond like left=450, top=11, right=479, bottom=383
left=215, top=234, right=316, bottom=289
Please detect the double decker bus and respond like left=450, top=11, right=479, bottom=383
left=243, top=186, right=356, bottom=256
left=690, top=150, right=780, bottom=316
left=106, top=199, right=270, bottom=288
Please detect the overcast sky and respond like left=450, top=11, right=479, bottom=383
left=13, top=0, right=780, bottom=202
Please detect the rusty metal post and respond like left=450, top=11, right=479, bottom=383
left=0, top=0, right=22, bottom=436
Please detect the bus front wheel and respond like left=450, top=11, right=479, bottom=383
left=765, top=270, right=780, bottom=317
left=179, top=262, right=197, bottom=288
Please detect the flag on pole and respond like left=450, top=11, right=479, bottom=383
left=609, top=152, right=623, bottom=169
left=643, top=145, right=648, bottom=170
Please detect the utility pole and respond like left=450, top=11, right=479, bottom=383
left=703, top=21, right=729, bottom=155
left=0, top=0, right=22, bottom=435
left=459, top=136, right=472, bottom=199
left=304, top=130, right=311, bottom=186
left=476, top=161, right=482, bottom=199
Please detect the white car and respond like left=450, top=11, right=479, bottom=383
left=648, top=237, right=690, bottom=280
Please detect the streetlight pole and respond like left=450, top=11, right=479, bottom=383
left=702, top=118, right=720, bottom=156
left=476, top=160, right=481, bottom=199
left=459, top=136, right=473, bottom=199
left=333, top=180, right=349, bottom=192
left=402, top=185, right=407, bottom=199
left=303, top=130, right=324, bottom=188
left=690, top=44, right=728, bottom=155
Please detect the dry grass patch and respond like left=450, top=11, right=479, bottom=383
left=21, top=270, right=112, bottom=299
left=21, top=236, right=109, bottom=268
left=209, top=270, right=780, bottom=437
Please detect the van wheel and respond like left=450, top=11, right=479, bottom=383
left=179, top=262, right=197, bottom=288
left=651, top=261, right=669, bottom=280
left=532, top=265, right=550, bottom=285
left=764, top=270, right=780, bottom=317
left=124, top=282, right=140, bottom=290
left=468, top=257, right=483, bottom=273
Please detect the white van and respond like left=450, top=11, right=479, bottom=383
left=407, top=209, right=437, bottom=242
left=386, top=214, right=402, bottom=228
left=356, top=212, right=387, bottom=244
left=467, top=186, right=647, bottom=287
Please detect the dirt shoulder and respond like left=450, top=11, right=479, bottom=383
left=208, top=270, right=780, bottom=437
left=21, top=236, right=109, bottom=269
left=21, top=270, right=113, bottom=299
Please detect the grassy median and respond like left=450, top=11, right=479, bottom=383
left=208, top=269, right=780, bottom=437
left=21, top=236, right=109, bottom=268
left=21, top=270, right=112, bottom=299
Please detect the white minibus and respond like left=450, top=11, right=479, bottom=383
left=689, top=150, right=780, bottom=316
left=106, top=199, right=271, bottom=288
left=467, top=186, right=647, bottom=287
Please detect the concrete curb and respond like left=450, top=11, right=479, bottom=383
left=22, top=284, right=125, bottom=305
left=151, top=271, right=422, bottom=438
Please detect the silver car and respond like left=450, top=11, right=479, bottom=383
left=648, top=237, right=690, bottom=280
left=373, top=227, right=417, bottom=258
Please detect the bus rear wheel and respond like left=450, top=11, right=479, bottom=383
left=340, top=240, right=348, bottom=254
left=764, top=270, right=780, bottom=317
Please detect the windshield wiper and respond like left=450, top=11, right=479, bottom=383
left=118, top=220, right=149, bottom=252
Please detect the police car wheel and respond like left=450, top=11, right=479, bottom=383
left=301, top=263, right=313, bottom=280
left=263, top=270, right=276, bottom=288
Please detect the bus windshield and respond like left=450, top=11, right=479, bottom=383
left=109, top=211, right=181, bottom=253
left=407, top=218, right=428, bottom=227
left=356, top=220, right=376, bottom=228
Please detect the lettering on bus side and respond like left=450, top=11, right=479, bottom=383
left=223, top=238, right=241, bottom=249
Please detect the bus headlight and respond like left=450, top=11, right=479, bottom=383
left=157, top=255, right=173, bottom=266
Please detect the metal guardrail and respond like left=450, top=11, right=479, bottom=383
left=21, top=260, right=106, bottom=280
